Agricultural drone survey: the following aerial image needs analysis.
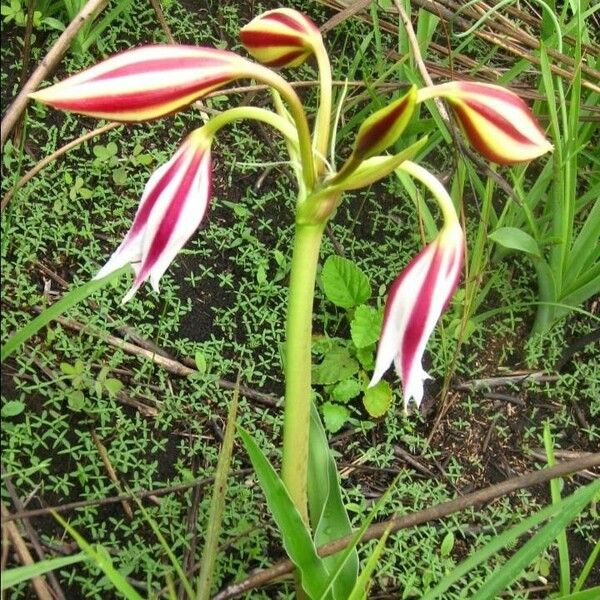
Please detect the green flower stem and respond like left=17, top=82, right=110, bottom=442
left=281, top=221, right=326, bottom=524
left=202, top=106, right=298, bottom=148
left=313, top=43, right=333, bottom=177
left=399, top=161, right=459, bottom=226
left=247, top=64, right=316, bottom=190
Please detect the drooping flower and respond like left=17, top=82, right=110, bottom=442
left=28, top=45, right=257, bottom=122
left=240, top=8, right=321, bottom=68
left=95, top=129, right=212, bottom=302
left=417, top=81, right=553, bottom=164
left=370, top=162, right=464, bottom=409
left=370, top=222, right=463, bottom=408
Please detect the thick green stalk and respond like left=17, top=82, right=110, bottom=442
left=281, top=221, right=325, bottom=524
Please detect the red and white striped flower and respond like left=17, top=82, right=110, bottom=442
left=28, top=45, right=254, bottom=122
left=370, top=163, right=464, bottom=409
left=240, top=8, right=321, bottom=68
left=95, top=130, right=212, bottom=302
left=417, top=81, right=553, bottom=164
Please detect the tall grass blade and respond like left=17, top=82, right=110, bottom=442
left=1, top=266, right=128, bottom=362
left=1, top=552, right=87, bottom=591
left=196, top=377, right=240, bottom=599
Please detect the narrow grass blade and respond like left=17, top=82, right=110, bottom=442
left=422, top=480, right=600, bottom=599
left=543, top=423, right=570, bottom=595
left=474, top=480, right=600, bottom=600
left=196, top=378, right=240, bottom=600
left=130, top=495, right=194, bottom=599
left=1, top=552, right=87, bottom=591
left=558, top=586, right=600, bottom=600
left=346, top=529, right=391, bottom=600
left=52, top=511, right=144, bottom=600
left=573, top=540, right=600, bottom=593
left=238, top=427, right=330, bottom=599
left=1, top=266, right=128, bottom=362
left=308, top=403, right=357, bottom=599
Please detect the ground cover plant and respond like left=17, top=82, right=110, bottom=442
left=1, top=1, right=599, bottom=599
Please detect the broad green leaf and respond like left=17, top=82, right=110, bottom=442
left=52, top=512, right=144, bottom=600
left=1, top=552, right=88, bottom=591
left=489, top=227, right=540, bottom=257
left=440, top=531, right=455, bottom=557
left=347, top=529, right=390, bottom=600
left=1, top=400, right=25, bottom=418
left=350, top=305, right=382, bottom=349
left=194, top=351, right=207, bottom=375
left=68, top=390, right=85, bottom=411
left=197, top=386, right=239, bottom=600
left=355, top=345, right=375, bottom=370
left=238, top=428, right=331, bottom=599
left=104, top=378, right=123, bottom=396
left=322, top=402, right=350, bottom=433
left=313, top=347, right=359, bottom=385
left=308, top=404, right=358, bottom=600
left=331, top=379, right=362, bottom=403
left=1, top=266, right=128, bottom=362
left=363, top=381, right=392, bottom=418
left=322, top=256, right=371, bottom=309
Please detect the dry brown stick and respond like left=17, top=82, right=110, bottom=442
left=1, top=503, right=53, bottom=600
left=91, top=431, right=134, bottom=520
left=1, top=469, right=253, bottom=524
left=410, top=0, right=600, bottom=93
left=1, top=122, right=120, bottom=211
left=212, top=454, right=600, bottom=600
left=30, top=307, right=280, bottom=408
left=2, top=469, right=66, bottom=600
left=454, top=371, right=559, bottom=391
left=1, top=0, right=109, bottom=146
left=438, top=0, right=600, bottom=81
left=148, top=0, right=175, bottom=43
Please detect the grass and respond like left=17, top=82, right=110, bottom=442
left=1, top=0, right=599, bottom=598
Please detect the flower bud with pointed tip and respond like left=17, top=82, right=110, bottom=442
left=240, top=8, right=321, bottom=68
left=352, top=86, right=417, bottom=161
left=417, top=81, right=553, bottom=165
left=29, top=45, right=259, bottom=122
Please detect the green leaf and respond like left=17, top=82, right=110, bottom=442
left=194, top=351, right=207, bottom=375
left=104, top=378, right=123, bottom=396
left=68, top=390, right=85, bottom=411
left=112, top=167, right=127, bottom=186
left=321, top=402, right=350, bottom=433
left=1, top=266, right=128, bottom=362
left=363, top=380, right=392, bottom=418
left=489, top=227, right=540, bottom=257
left=322, top=256, right=371, bottom=309
left=355, top=344, right=375, bottom=370
left=440, top=531, right=455, bottom=557
left=313, top=347, right=359, bottom=385
left=1, top=400, right=26, bottom=418
left=1, top=552, right=88, bottom=591
left=308, top=404, right=358, bottom=599
left=350, top=305, right=382, bottom=349
left=557, top=587, right=600, bottom=600
left=331, top=379, right=362, bottom=403
left=238, top=427, right=331, bottom=599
